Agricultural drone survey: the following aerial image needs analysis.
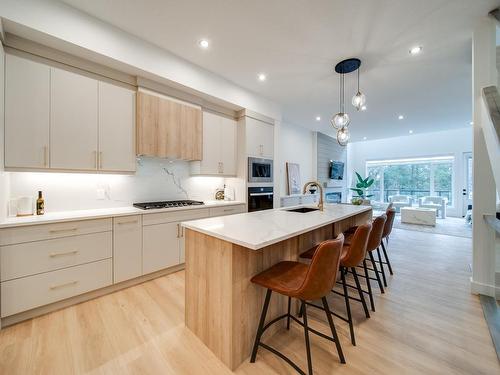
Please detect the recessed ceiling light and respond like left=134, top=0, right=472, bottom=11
left=409, top=130, right=413, bottom=134
left=469, top=121, right=474, bottom=125
left=409, top=46, right=422, bottom=55
left=361, top=105, right=367, bottom=111
left=258, top=73, right=267, bottom=82
left=363, top=136, right=367, bottom=140
left=398, top=115, right=404, bottom=120
left=315, top=116, right=321, bottom=121
left=199, top=39, right=209, bottom=49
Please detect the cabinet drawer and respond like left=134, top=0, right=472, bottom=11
left=0, top=218, right=112, bottom=246
left=0, top=232, right=112, bottom=282
left=142, top=208, right=209, bottom=226
left=209, top=204, right=246, bottom=217
left=1, top=259, right=112, bottom=317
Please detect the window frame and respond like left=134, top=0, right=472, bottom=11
left=364, top=155, right=455, bottom=207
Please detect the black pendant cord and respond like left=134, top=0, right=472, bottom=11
left=357, top=68, right=360, bottom=93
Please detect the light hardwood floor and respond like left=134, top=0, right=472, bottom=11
left=0, top=228, right=498, bottom=374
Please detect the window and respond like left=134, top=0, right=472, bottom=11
left=366, top=156, right=454, bottom=206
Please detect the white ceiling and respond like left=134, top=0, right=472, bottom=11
left=59, top=0, right=499, bottom=141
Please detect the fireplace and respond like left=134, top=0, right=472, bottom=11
left=325, top=191, right=342, bottom=204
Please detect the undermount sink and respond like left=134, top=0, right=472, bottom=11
left=285, top=207, right=319, bottom=213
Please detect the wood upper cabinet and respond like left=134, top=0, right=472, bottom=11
left=99, top=82, right=136, bottom=172
left=50, top=67, right=99, bottom=170
left=5, top=54, right=50, bottom=169
left=136, top=90, right=202, bottom=160
left=190, top=111, right=237, bottom=176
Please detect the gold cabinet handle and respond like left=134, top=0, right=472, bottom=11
left=94, top=151, right=98, bottom=169
left=117, top=220, right=138, bottom=225
left=49, top=228, right=78, bottom=234
left=50, top=280, right=78, bottom=290
left=43, top=146, right=48, bottom=167
left=176, top=223, right=180, bottom=238
left=49, top=250, right=78, bottom=257
left=99, top=151, right=103, bottom=169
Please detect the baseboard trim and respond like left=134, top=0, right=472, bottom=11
left=470, top=277, right=499, bottom=297
left=0, top=264, right=185, bottom=328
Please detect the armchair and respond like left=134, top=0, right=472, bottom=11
left=418, top=196, right=447, bottom=219
left=388, top=195, right=413, bottom=212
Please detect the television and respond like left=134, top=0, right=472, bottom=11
left=329, top=161, right=344, bottom=180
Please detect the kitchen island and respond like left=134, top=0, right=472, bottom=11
left=182, top=203, right=372, bottom=370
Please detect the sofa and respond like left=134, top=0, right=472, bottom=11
left=388, top=195, right=413, bottom=212
left=418, top=196, right=447, bottom=219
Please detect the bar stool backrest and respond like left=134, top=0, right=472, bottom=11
left=294, top=234, right=344, bottom=301
left=367, top=214, right=387, bottom=252
left=341, top=223, right=372, bottom=267
left=382, top=208, right=396, bottom=239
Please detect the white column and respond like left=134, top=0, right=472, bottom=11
left=471, top=16, right=497, bottom=296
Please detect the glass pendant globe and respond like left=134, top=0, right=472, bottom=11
left=336, top=126, right=350, bottom=146
left=331, top=112, right=350, bottom=129
left=352, top=91, right=366, bottom=111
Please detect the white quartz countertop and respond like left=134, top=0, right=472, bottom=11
left=0, top=201, right=245, bottom=229
left=182, top=204, right=372, bottom=250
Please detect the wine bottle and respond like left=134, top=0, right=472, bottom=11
left=36, top=191, right=45, bottom=215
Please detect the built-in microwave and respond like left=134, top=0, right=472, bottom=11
left=248, top=157, right=273, bottom=183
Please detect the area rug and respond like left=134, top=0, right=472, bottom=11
left=392, top=215, right=472, bottom=238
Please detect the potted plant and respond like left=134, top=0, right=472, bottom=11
left=350, top=172, right=374, bottom=205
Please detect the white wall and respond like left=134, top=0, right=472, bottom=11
left=471, top=17, right=497, bottom=297
left=277, top=122, right=314, bottom=196
left=0, top=0, right=281, bottom=121
left=0, top=41, right=9, bottom=220
left=347, top=127, right=472, bottom=217
left=7, top=158, right=233, bottom=213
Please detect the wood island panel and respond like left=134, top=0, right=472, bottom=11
left=185, top=209, right=372, bottom=370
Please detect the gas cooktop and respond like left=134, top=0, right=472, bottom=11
left=133, top=200, right=204, bottom=210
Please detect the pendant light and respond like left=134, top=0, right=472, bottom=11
left=351, top=68, right=366, bottom=111
left=336, top=126, right=350, bottom=146
left=331, top=72, right=350, bottom=129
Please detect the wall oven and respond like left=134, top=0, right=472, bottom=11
left=248, top=157, right=273, bottom=183
left=248, top=187, right=274, bottom=212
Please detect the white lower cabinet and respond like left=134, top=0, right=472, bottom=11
left=1, top=259, right=112, bottom=317
left=142, top=222, right=181, bottom=274
left=113, top=215, right=142, bottom=283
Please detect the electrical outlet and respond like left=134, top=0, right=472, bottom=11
left=96, top=188, right=106, bottom=200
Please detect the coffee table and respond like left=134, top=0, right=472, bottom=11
left=400, top=207, right=437, bottom=226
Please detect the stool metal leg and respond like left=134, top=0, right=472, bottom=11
left=340, top=267, right=355, bottom=345
left=381, top=241, right=393, bottom=275
left=376, top=247, right=387, bottom=287
left=250, top=289, right=272, bottom=362
left=351, top=267, right=370, bottom=318
left=363, top=259, right=375, bottom=312
left=321, top=297, right=346, bottom=364
left=301, top=301, right=313, bottom=375
left=369, top=251, right=385, bottom=293
left=287, top=296, right=291, bottom=330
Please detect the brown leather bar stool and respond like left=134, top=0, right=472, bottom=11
left=380, top=207, right=396, bottom=276
left=300, top=224, right=372, bottom=346
left=250, top=235, right=346, bottom=375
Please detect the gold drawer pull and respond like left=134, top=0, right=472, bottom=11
left=49, top=280, right=78, bottom=290
left=117, top=220, right=138, bottom=225
left=49, top=250, right=78, bottom=257
left=49, top=228, right=78, bottom=234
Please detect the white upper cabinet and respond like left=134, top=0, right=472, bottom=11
left=245, top=117, right=274, bottom=158
left=4, top=54, right=136, bottom=173
left=191, top=111, right=237, bottom=176
left=99, top=82, right=136, bottom=172
left=50, top=67, right=99, bottom=170
left=5, top=54, right=50, bottom=169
